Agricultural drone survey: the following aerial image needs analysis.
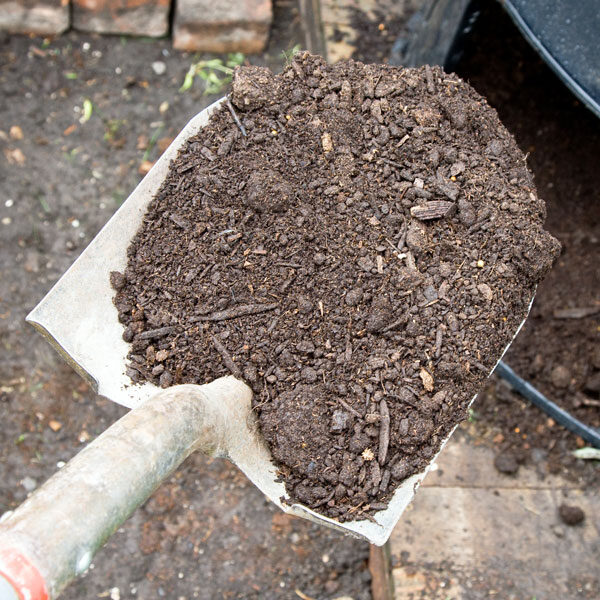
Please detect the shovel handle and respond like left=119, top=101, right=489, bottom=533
left=0, top=377, right=252, bottom=600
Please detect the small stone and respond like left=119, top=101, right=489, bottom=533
left=21, top=476, right=37, bottom=492
left=331, top=410, right=350, bottom=432
left=152, top=61, right=167, bottom=75
left=551, top=365, right=571, bottom=389
left=584, top=371, right=600, bottom=393
left=494, top=452, right=519, bottom=474
left=151, top=364, right=165, bottom=376
left=159, top=371, right=173, bottom=388
left=558, top=504, right=585, bottom=526
left=551, top=525, right=565, bottom=538
left=477, top=283, right=493, bottom=301
left=155, top=349, right=169, bottom=362
left=313, top=252, right=326, bottom=265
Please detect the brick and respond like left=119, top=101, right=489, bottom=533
left=173, top=0, right=272, bottom=54
left=0, top=0, right=69, bottom=35
left=72, top=0, right=169, bottom=37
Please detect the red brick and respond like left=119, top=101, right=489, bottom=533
left=173, top=0, right=272, bottom=54
left=0, top=0, right=69, bottom=35
left=72, top=0, right=169, bottom=37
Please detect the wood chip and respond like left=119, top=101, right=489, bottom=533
left=378, top=399, right=390, bottom=466
left=420, top=367, right=434, bottom=392
left=321, top=132, right=333, bottom=152
left=410, top=200, right=456, bottom=221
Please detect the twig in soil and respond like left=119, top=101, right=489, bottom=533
left=425, top=64, right=435, bottom=94
left=196, top=303, right=278, bottom=322
left=338, top=398, right=362, bottom=418
left=435, top=325, right=443, bottom=358
left=378, top=399, right=390, bottom=466
left=381, top=317, right=406, bottom=333
left=225, top=96, right=247, bottom=137
left=210, top=334, right=242, bottom=378
left=138, top=326, right=176, bottom=340
left=410, top=200, right=456, bottom=221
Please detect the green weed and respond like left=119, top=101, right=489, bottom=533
left=180, top=53, right=245, bottom=95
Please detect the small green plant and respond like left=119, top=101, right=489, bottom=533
left=468, top=408, right=478, bottom=422
left=282, top=44, right=302, bottom=64
left=180, top=53, right=245, bottom=95
left=103, top=119, right=125, bottom=143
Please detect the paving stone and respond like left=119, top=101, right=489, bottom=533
left=390, top=437, right=600, bottom=600
left=72, top=0, right=170, bottom=37
left=0, top=0, right=69, bottom=35
left=173, top=0, right=272, bottom=54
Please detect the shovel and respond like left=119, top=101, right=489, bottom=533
left=0, top=98, right=532, bottom=600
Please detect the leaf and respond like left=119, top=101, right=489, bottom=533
left=572, top=447, right=600, bottom=460
left=80, top=98, right=93, bottom=124
left=65, top=72, right=78, bottom=80
left=179, top=66, right=196, bottom=92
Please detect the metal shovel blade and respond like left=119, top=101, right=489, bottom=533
left=26, top=99, right=531, bottom=547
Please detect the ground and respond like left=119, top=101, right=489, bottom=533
left=1, top=0, right=599, bottom=599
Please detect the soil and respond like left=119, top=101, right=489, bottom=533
left=114, top=51, right=559, bottom=520
left=453, top=0, right=600, bottom=488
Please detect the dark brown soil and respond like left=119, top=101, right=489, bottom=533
left=113, top=51, right=559, bottom=520
left=454, top=0, right=600, bottom=488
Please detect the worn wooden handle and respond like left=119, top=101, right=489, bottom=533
left=0, top=378, right=252, bottom=600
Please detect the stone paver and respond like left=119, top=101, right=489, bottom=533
left=390, top=437, right=600, bottom=600
left=72, top=0, right=170, bottom=36
left=0, top=0, right=69, bottom=34
left=173, top=0, right=272, bottom=54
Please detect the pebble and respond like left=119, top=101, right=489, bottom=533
left=331, top=410, right=350, bottom=432
left=558, top=503, right=585, bottom=526
left=21, top=476, right=37, bottom=492
left=493, top=452, right=519, bottom=475
left=550, top=365, right=571, bottom=389
left=313, top=252, right=326, bottom=265
left=152, top=61, right=167, bottom=76
left=551, top=525, right=565, bottom=538
left=584, top=371, right=600, bottom=393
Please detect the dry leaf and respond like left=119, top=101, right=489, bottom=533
left=420, top=367, right=434, bottom=392
left=321, top=132, right=333, bottom=152
left=48, top=419, right=62, bottom=432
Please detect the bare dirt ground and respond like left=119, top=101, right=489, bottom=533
left=0, top=4, right=373, bottom=600
left=1, top=0, right=598, bottom=599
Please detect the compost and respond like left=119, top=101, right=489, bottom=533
left=113, top=52, right=560, bottom=520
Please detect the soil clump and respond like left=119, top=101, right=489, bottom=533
left=112, top=52, right=559, bottom=520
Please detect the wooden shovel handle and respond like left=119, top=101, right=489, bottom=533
left=0, top=378, right=251, bottom=600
